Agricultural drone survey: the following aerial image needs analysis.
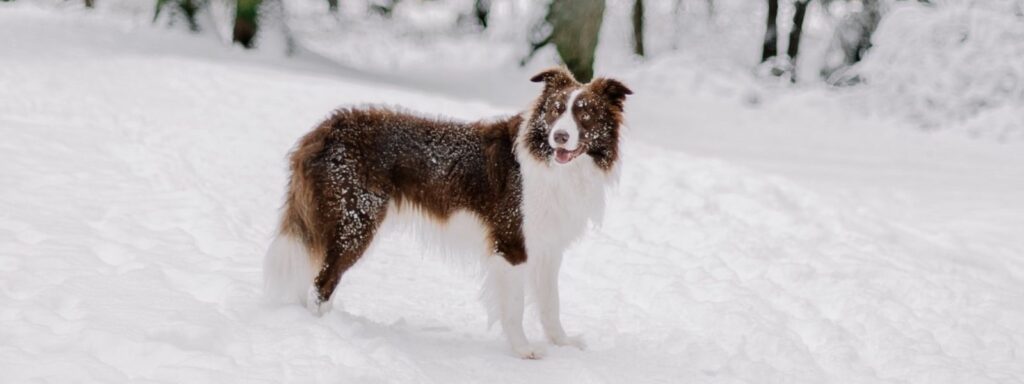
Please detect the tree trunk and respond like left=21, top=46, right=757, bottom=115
left=153, top=0, right=202, bottom=32
left=543, top=0, right=606, bottom=82
left=786, top=0, right=810, bottom=63
left=761, top=0, right=779, bottom=62
left=181, top=0, right=201, bottom=32
left=369, top=0, right=399, bottom=18
left=632, top=0, right=645, bottom=57
left=327, top=0, right=337, bottom=13
left=474, top=0, right=490, bottom=28
left=851, top=0, right=882, bottom=64
left=233, top=0, right=261, bottom=48
left=85, top=0, right=95, bottom=8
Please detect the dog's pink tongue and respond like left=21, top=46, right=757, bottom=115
left=555, top=149, right=574, bottom=164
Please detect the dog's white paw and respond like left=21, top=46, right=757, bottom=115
left=551, top=334, right=587, bottom=350
left=512, top=343, right=547, bottom=360
left=305, top=286, right=332, bottom=316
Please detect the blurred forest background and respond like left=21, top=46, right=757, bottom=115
left=8, top=0, right=1024, bottom=140
left=3, top=2, right=1024, bottom=381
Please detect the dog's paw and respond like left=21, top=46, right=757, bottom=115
left=305, top=286, right=332, bottom=316
left=512, top=343, right=547, bottom=360
left=551, top=334, right=587, bottom=350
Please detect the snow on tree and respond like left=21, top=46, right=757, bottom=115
left=155, top=0, right=206, bottom=32
left=820, top=0, right=883, bottom=84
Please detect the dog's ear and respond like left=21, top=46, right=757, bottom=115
left=530, top=67, right=577, bottom=91
left=588, top=78, right=633, bottom=110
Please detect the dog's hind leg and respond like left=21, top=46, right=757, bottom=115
left=307, top=188, right=389, bottom=316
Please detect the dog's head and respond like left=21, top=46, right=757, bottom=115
left=520, top=67, right=632, bottom=172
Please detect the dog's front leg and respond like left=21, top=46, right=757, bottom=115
left=534, top=253, right=586, bottom=350
left=487, top=256, right=545, bottom=359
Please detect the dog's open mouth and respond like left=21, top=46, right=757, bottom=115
left=554, top=147, right=585, bottom=164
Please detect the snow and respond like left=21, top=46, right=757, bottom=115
left=2, top=2, right=1024, bottom=383
left=852, top=2, right=1024, bottom=141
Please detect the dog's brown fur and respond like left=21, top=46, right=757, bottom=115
left=278, top=67, right=631, bottom=306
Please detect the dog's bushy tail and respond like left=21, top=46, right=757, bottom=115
left=264, top=126, right=332, bottom=305
left=263, top=234, right=316, bottom=304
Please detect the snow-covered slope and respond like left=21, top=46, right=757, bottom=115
left=2, top=5, right=1023, bottom=383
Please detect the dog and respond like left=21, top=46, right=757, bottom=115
left=263, top=67, right=631, bottom=359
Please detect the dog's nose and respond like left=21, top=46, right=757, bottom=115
left=553, top=130, right=569, bottom=145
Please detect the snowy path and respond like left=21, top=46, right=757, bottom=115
left=2, top=6, right=1023, bottom=383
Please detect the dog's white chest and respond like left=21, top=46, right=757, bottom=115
left=518, top=156, right=607, bottom=258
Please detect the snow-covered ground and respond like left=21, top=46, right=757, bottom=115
left=2, top=4, right=1024, bottom=383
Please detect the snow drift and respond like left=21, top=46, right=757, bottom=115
left=853, top=3, right=1024, bottom=141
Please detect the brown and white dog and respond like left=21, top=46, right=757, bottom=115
left=263, top=67, right=631, bottom=359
